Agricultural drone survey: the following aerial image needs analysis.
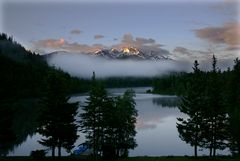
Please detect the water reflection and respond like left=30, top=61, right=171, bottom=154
left=130, top=93, right=194, bottom=156
left=152, top=96, right=180, bottom=107
left=7, top=87, right=230, bottom=156
left=1, top=99, right=41, bottom=156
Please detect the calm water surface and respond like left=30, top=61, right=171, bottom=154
left=9, top=87, right=230, bottom=156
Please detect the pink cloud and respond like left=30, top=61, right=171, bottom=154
left=194, top=22, right=240, bottom=47
left=33, top=33, right=169, bottom=56
left=34, top=38, right=104, bottom=53
left=36, top=38, right=65, bottom=48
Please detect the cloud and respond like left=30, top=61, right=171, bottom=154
left=174, top=47, right=210, bottom=56
left=34, top=38, right=105, bottom=53
left=111, top=33, right=169, bottom=56
left=94, top=34, right=104, bottom=39
left=47, top=53, right=191, bottom=78
left=113, top=33, right=163, bottom=49
left=35, top=38, right=65, bottom=48
left=173, top=46, right=211, bottom=61
left=173, top=46, right=236, bottom=70
left=225, top=46, right=240, bottom=51
left=70, top=29, right=82, bottom=35
left=209, top=0, right=239, bottom=19
left=194, top=22, right=240, bottom=47
left=33, top=33, right=170, bottom=57
left=62, top=43, right=104, bottom=53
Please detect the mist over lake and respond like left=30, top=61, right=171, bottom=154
left=46, top=53, right=192, bottom=78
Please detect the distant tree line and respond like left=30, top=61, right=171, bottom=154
left=99, top=77, right=153, bottom=88
left=152, top=72, right=189, bottom=95
left=175, top=56, right=240, bottom=157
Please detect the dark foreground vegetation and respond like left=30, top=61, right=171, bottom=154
left=153, top=56, right=240, bottom=157
left=0, top=156, right=240, bottom=161
left=0, top=33, right=90, bottom=156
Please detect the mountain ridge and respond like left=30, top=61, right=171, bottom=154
left=45, top=47, right=172, bottom=61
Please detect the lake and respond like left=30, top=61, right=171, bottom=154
left=8, top=87, right=230, bottom=156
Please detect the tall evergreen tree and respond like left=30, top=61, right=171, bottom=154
left=37, top=71, right=79, bottom=157
left=80, top=73, right=138, bottom=159
left=114, top=89, right=138, bottom=157
left=203, top=55, right=228, bottom=157
left=102, top=89, right=138, bottom=158
left=79, top=72, right=108, bottom=157
left=177, top=60, right=206, bottom=157
left=227, top=58, right=240, bottom=155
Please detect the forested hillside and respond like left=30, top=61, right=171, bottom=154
left=0, top=33, right=89, bottom=155
left=0, top=33, right=89, bottom=99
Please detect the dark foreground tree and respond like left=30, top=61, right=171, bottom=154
left=114, top=89, right=138, bottom=157
left=227, top=58, right=240, bottom=155
left=0, top=101, right=16, bottom=156
left=102, top=89, right=137, bottom=158
left=177, top=56, right=230, bottom=157
left=177, top=60, right=206, bottom=157
left=37, top=71, right=79, bottom=157
left=203, top=55, right=228, bottom=157
left=80, top=73, right=138, bottom=159
left=79, top=72, right=108, bottom=157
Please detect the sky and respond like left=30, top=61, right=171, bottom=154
left=0, top=0, right=240, bottom=63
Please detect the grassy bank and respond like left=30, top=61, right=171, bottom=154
left=1, top=156, right=239, bottom=161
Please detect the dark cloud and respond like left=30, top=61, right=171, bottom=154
left=210, top=0, right=239, bottom=17
left=225, top=46, right=240, bottom=51
left=173, top=46, right=238, bottom=68
left=70, top=29, right=82, bottom=35
left=119, top=33, right=162, bottom=48
left=135, top=37, right=155, bottom=44
left=194, top=22, right=240, bottom=47
left=173, top=46, right=211, bottom=61
left=174, top=47, right=210, bottom=56
left=174, top=47, right=192, bottom=56
left=94, top=34, right=104, bottom=39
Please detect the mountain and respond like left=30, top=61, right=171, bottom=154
left=46, top=47, right=172, bottom=61
left=91, top=47, right=172, bottom=60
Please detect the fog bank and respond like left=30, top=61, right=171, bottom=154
left=47, top=53, right=192, bottom=78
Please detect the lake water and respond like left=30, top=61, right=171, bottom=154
left=8, top=87, right=230, bottom=156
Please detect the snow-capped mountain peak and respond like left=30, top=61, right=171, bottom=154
left=121, top=47, right=139, bottom=55
left=90, top=47, right=171, bottom=61
left=45, top=47, right=172, bottom=61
